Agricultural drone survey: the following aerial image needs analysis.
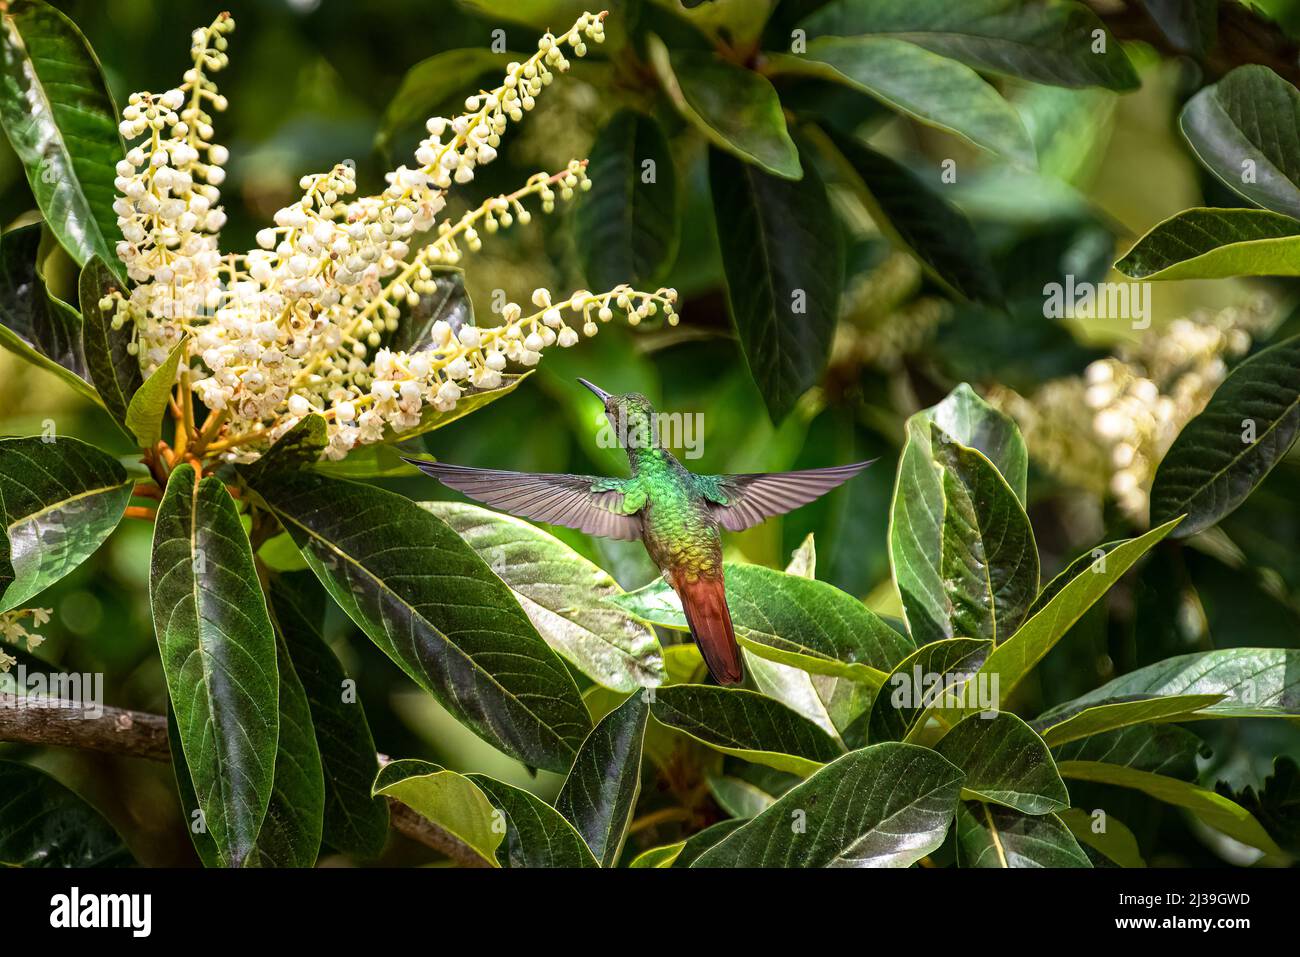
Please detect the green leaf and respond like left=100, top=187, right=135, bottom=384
left=0, top=759, right=132, bottom=866
left=249, top=470, right=590, bottom=773
left=1149, top=333, right=1300, bottom=536
left=1115, top=207, right=1300, bottom=280
left=974, top=519, right=1181, bottom=705
left=933, top=428, right=1039, bottom=644
left=770, top=37, right=1034, bottom=164
left=744, top=649, right=840, bottom=739
left=270, top=572, right=388, bottom=859
left=467, top=774, right=600, bottom=868
left=424, top=502, right=665, bottom=692
left=124, top=336, right=185, bottom=448
left=628, top=842, right=684, bottom=867
left=165, top=705, right=219, bottom=867
left=802, top=0, right=1138, bottom=90
left=1181, top=65, right=1300, bottom=219
left=1053, top=724, right=1207, bottom=780
left=1057, top=761, right=1285, bottom=856
left=610, top=562, right=912, bottom=684
left=671, top=818, right=745, bottom=867
left=0, top=0, right=124, bottom=271
left=954, top=802, right=1090, bottom=868
left=0, top=223, right=99, bottom=406
left=822, top=129, right=1002, bottom=304
left=709, top=146, right=841, bottom=421
left=575, top=109, right=680, bottom=291
left=1034, top=693, right=1226, bottom=747
left=934, top=713, right=1068, bottom=814
left=380, top=372, right=529, bottom=443
left=376, top=48, right=510, bottom=153
left=707, top=773, right=780, bottom=819
left=649, top=684, right=845, bottom=776
left=372, top=759, right=502, bottom=867
left=150, top=464, right=279, bottom=868
left=693, top=743, right=964, bottom=867
left=648, top=35, right=800, bottom=178
left=79, top=256, right=140, bottom=428
left=1058, top=807, right=1145, bottom=867
left=0, top=435, right=131, bottom=611
left=856, top=637, right=992, bottom=745
left=1046, top=648, right=1300, bottom=719
left=386, top=267, right=472, bottom=354
left=889, top=384, right=1029, bottom=644
left=247, top=634, right=325, bottom=868
left=555, top=692, right=649, bottom=867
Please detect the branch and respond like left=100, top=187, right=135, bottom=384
left=0, top=693, right=490, bottom=868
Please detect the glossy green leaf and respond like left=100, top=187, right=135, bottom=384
left=770, top=37, right=1033, bottom=164
left=425, top=502, right=665, bottom=692
left=802, top=0, right=1138, bottom=90
left=649, top=684, right=845, bottom=776
left=1053, top=723, right=1207, bottom=780
left=1150, top=333, right=1300, bottom=536
left=372, top=759, right=502, bottom=866
left=150, top=464, right=279, bottom=868
left=649, top=35, right=799, bottom=178
left=376, top=48, right=511, bottom=153
left=974, top=519, right=1181, bottom=704
left=124, top=336, right=185, bottom=448
left=555, top=692, right=648, bottom=867
left=933, top=429, right=1039, bottom=644
left=386, top=266, right=472, bottom=354
left=1116, top=208, right=1300, bottom=280
left=242, top=414, right=328, bottom=483
left=0, top=223, right=99, bottom=406
left=889, top=384, right=1029, bottom=644
left=709, top=147, right=841, bottom=421
left=79, top=255, right=140, bottom=427
left=824, top=129, right=1002, bottom=304
left=935, top=712, right=1067, bottom=814
left=270, top=572, right=389, bottom=859
left=857, top=637, right=992, bottom=745
left=0, top=0, right=124, bottom=271
left=166, top=705, right=219, bottom=867
left=628, top=842, right=684, bottom=867
left=0, top=759, right=132, bottom=866
left=380, top=372, right=529, bottom=443
left=1181, top=65, right=1300, bottom=219
left=1034, top=693, right=1225, bottom=747
left=954, top=802, right=1089, bottom=868
left=250, top=470, right=590, bottom=773
left=610, top=562, right=912, bottom=683
left=1058, top=806, right=1145, bottom=867
left=672, top=819, right=746, bottom=867
left=744, top=650, right=839, bottom=739
left=0, top=435, right=131, bottom=611
left=1057, top=761, right=1285, bottom=856
left=707, top=773, right=780, bottom=819
left=693, top=743, right=964, bottom=867
left=575, top=109, right=680, bottom=291
left=467, top=774, right=599, bottom=868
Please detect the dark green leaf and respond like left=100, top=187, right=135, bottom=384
left=556, top=692, right=648, bottom=867
left=649, top=684, right=845, bottom=775
left=0, top=759, right=131, bottom=866
left=610, top=562, right=912, bottom=683
left=1116, top=208, right=1300, bottom=280
left=376, top=48, right=511, bottom=153
left=241, top=413, right=327, bottom=484
left=270, top=572, right=389, bottom=859
left=670, top=818, right=745, bottom=868
left=372, top=759, right=501, bottom=866
left=467, top=774, right=599, bottom=868
left=935, top=712, right=1068, bottom=814
left=771, top=37, right=1034, bottom=164
left=250, top=470, right=590, bottom=773
left=856, top=637, right=992, bottom=745
left=1139, top=0, right=1217, bottom=57
left=709, top=146, right=841, bottom=421
left=693, top=743, right=964, bottom=867
left=1150, top=333, right=1300, bottom=536
left=1181, top=65, right=1300, bottom=219
left=151, top=463, right=279, bottom=868
left=1053, top=724, right=1207, bottom=780
left=387, top=267, right=472, bottom=354
left=802, top=0, right=1139, bottom=90
left=954, top=802, right=1089, bottom=867
left=649, top=36, right=800, bottom=178
left=1220, top=757, right=1300, bottom=857
left=0, top=0, right=124, bottom=270
left=575, top=109, right=680, bottom=291
left=0, top=435, right=131, bottom=611
left=1033, top=693, right=1225, bottom=747
left=78, top=256, right=139, bottom=427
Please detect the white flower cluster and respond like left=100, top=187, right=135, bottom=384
left=0, top=607, right=50, bottom=672
left=100, top=11, right=677, bottom=462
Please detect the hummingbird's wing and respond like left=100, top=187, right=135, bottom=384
left=403, top=459, right=643, bottom=541
left=702, top=460, right=876, bottom=532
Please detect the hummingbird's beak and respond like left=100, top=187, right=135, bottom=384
left=577, top=377, right=611, bottom=402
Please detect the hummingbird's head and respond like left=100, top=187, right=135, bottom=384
left=578, top=378, right=658, bottom=451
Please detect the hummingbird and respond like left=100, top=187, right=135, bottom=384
left=405, top=379, right=872, bottom=685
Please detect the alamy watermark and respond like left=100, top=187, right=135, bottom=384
left=1043, top=274, right=1152, bottom=330
left=596, top=407, right=705, bottom=459
left=0, top=665, right=105, bottom=718
left=887, top=665, right=1000, bottom=716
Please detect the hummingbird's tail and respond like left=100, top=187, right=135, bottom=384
left=674, top=574, right=743, bottom=685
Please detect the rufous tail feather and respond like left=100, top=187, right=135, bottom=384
left=674, top=575, right=742, bottom=685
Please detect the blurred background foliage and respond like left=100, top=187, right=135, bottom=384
left=4, top=0, right=1300, bottom=866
